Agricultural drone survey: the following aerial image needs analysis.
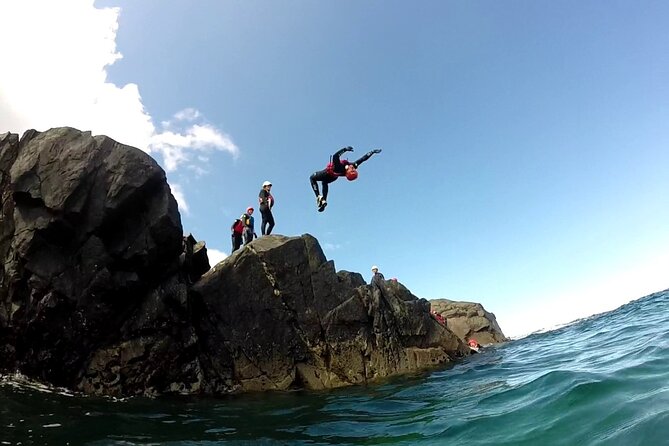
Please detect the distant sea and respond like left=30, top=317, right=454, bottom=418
left=2, top=289, right=668, bottom=445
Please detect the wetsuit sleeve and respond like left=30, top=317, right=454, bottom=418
left=328, top=148, right=345, bottom=172
left=331, top=147, right=349, bottom=168
left=334, top=147, right=349, bottom=157
left=352, top=150, right=375, bottom=168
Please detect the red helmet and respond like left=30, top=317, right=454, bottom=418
left=468, top=339, right=479, bottom=347
left=345, top=166, right=358, bottom=181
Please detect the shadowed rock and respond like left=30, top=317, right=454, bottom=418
left=0, top=127, right=481, bottom=396
left=0, top=127, right=190, bottom=394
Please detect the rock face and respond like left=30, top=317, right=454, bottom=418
left=0, top=127, right=471, bottom=396
left=0, top=128, right=189, bottom=394
left=192, top=235, right=468, bottom=392
left=429, top=299, right=507, bottom=345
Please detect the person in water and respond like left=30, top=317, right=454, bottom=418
left=309, top=146, right=382, bottom=211
left=258, top=180, right=275, bottom=235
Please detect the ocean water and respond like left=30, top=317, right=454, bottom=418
left=1, top=289, right=668, bottom=446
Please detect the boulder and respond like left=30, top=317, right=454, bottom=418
left=429, top=299, right=507, bottom=345
left=192, top=235, right=468, bottom=392
left=0, top=127, right=481, bottom=396
left=0, top=128, right=193, bottom=394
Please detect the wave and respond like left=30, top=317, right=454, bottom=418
left=0, top=289, right=667, bottom=445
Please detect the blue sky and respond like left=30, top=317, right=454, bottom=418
left=2, top=0, right=668, bottom=336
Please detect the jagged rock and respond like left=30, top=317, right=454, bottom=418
left=192, top=234, right=468, bottom=392
left=0, top=127, right=486, bottom=396
left=429, top=299, right=507, bottom=345
left=180, top=233, right=211, bottom=283
left=0, top=128, right=191, bottom=393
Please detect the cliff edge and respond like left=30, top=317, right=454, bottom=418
left=0, top=127, right=483, bottom=396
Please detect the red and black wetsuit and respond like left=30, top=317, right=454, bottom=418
left=309, top=147, right=376, bottom=200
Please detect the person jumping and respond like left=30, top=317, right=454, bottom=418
left=309, top=146, right=382, bottom=211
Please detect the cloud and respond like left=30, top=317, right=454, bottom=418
left=0, top=0, right=237, bottom=175
left=171, top=108, right=201, bottom=122
left=151, top=117, right=239, bottom=172
left=169, top=183, right=190, bottom=216
left=322, top=242, right=342, bottom=252
left=207, top=248, right=228, bottom=267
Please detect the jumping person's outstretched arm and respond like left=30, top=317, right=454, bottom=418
left=331, top=146, right=354, bottom=171
left=352, top=148, right=382, bottom=168
left=332, top=146, right=354, bottom=164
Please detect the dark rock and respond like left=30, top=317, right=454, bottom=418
left=192, top=235, right=468, bottom=392
left=180, top=233, right=211, bottom=284
left=0, top=127, right=490, bottom=396
left=0, top=127, right=189, bottom=394
left=429, top=299, right=507, bottom=345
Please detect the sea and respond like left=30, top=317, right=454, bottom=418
left=1, top=289, right=668, bottom=446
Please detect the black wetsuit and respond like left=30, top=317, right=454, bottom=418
left=258, top=188, right=275, bottom=235
left=242, top=213, right=255, bottom=245
left=309, top=147, right=376, bottom=200
left=231, top=221, right=243, bottom=252
left=371, top=271, right=386, bottom=290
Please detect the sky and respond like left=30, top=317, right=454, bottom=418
left=1, top=0, right=668, bottom=337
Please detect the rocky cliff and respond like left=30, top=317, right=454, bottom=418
left=0, top=127, right=473, bottom=396
left=429, top=299, right=507, bottom=345
left=191, top=235, right=467, bottom=392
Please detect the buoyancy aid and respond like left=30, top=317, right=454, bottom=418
left=325, top=158, right=350, bottom=178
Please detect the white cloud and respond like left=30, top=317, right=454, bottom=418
left=207, top=248, right=228, bottom=267
left=169, top=183, right=190, bottom=216
left=0, top=0, right=237, bottom=176
left=173, top=108, right=202, bottom=122
left=151, top=119, right=239, bottom=172
left=322, top=242, right=342, bottom=251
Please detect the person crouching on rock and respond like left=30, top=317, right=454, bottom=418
left=309, top=146, right=382, bottom=212
left=370, top=265, right=385, bottom=290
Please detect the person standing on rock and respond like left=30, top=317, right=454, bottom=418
left=231, top=217, right=244, bottom=253
left=370, top=265, right=385, bottom=290
left=309, top=147, right=382, bottom=212
left=241, top=207, right=257, bottom=245
left=258, top=180, right=275, bottom=235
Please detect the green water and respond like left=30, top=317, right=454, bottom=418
left=2, top=290, right=668, bottom=445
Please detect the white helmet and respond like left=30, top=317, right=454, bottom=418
left=371, top=265, right=378, bottom=271
left=262, top=181, right=272, bottom=187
